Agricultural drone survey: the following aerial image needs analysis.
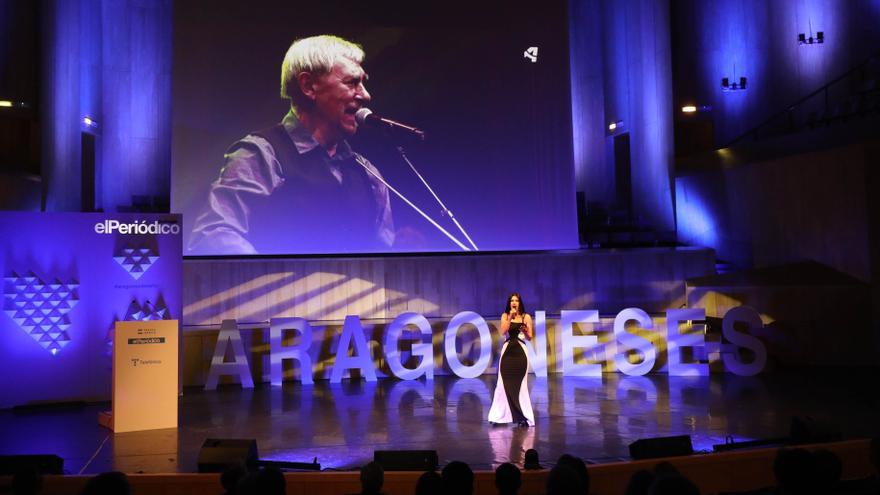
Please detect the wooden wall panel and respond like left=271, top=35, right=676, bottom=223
left=183, top=248, right=716, bottom=327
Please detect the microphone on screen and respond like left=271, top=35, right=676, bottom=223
left=355, top=108, right=426, bottom=141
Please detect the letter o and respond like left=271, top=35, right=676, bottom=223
left=444, top=311, right=492, bottom=378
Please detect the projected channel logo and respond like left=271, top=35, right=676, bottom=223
left=523, top=46, right=539, bottom=63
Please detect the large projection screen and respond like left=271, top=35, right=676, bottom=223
left=172, top=1, right=577, bottom=256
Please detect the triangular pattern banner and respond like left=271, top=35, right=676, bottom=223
left=3, top=271, right=79, bottom=355
left=113, top=245, right=160, bottom=280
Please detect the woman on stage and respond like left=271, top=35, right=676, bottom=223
left=488, top=292, right=535, bottom=427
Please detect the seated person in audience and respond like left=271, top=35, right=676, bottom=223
left=354, top=462, right=386, bottom=495
left=11, top=467, right=42, bottom=495
left=556, top=454, right=590, bottom=495
left=494, top=463, right=521, bottom=495
left=523, top=449, right=542, bottom=470
left=441, top=461, right=474, bottom=495
left=80, top=472, right=131, bottom=495
left=649, top=474, right=700, bottom=495
left=813, top=449, right=842, bottom=493
left=872, top=436, right=880, bottom=478
left=415, top=471, right=442, bottom=495
left=647, top=461, right=700, bottom=495
left=625, top=469, right=655, bottom=495
left=237, top=467, right=286, bottom=495
left=220, top=464, right=247, bottom=495
left=545, top=464, right=580, bottom=495
left=773, top=448, right=819, bottom=495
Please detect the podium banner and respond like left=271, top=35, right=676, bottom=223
left=112, top=320, right=179, bottom=432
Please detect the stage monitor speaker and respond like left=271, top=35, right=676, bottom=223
left=197, top=438, right=258, bottom=473
left=0, top=455, right=64, bottom=475
left=790, top=415, right=841, bottom=445
left=629, top=435, right=693, bottom=460
left=374, top=450, right=438, bottom=471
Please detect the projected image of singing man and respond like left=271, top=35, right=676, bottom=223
left=188, top=35, right=394, bottom=254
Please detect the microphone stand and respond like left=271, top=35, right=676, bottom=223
left=352, top=155, right=471, bottom=251
left=396, top=146, right=479, bottom=251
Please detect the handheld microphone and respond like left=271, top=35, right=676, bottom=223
left=355, top=108, right=426, bottom=141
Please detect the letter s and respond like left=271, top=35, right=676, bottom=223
left=721, top=306, right=767, bottom=376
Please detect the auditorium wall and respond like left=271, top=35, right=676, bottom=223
left=671, top=0, right=880, bottom=147
left=36, top=0, right=172, bottom=212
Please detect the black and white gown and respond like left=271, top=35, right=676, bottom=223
left=487, top=322, right=534, bottom=426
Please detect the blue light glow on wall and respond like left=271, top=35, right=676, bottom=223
left=676, top=0, right=879, bottom=146
left=706, top=0, right=769, bottom=140
left=40, top=0, right=172, bottom=212
left=675, top=178, right=719, bottom=249
left=791, top=0, right=841, bottom=85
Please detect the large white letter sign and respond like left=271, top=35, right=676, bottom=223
left=384, top=312, right=434, bottom=380
left=557, top=310, right=601, bottom=377
left=205, top=319, right=254, bottom=390
left=445, top=311, right=492, bottom=378
left=330, top=315, right=378, bottom=383
left=522, top=311, right=548, bottom=378
left=269, top=317, right=314, bottom=385
left=613, top=308, right=656, bottom=376
left=721, top=306, right=767, bottom=376
left=666, top=308, right=708, bottom=376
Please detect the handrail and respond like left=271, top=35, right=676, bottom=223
left=722, top=50, right=880, bottom=148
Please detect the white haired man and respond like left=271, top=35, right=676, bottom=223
left=189, top=35, right=394, bottom=254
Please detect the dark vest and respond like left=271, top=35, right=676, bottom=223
left=243, top=124, right=383, bottom=254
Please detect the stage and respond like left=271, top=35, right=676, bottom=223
left=1, top=369, right=878, bottom=475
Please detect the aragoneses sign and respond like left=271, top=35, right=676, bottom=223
left=204, top=306, right=766, bottom=389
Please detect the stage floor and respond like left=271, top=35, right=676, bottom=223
left=1, top=369, right=878, bottom=475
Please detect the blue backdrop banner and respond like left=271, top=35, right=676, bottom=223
left=0, top=212, right=182, bottom=409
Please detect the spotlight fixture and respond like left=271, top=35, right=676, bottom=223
left=608, top=120, right=624, bottom=132
left=0, top=100, right=29, bottom=109
left=798, top=20, right=824, bottom=45
left=721, top=77, right=747, bottom=92
left=681, top=104, right=712, bottom=113
left=798, top=31, right=823, bottom=45
left=82, top=116, right=99, bottom=129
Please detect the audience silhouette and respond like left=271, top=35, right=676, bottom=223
left=415, top=470, right=443, bottom=495
left=494, top=463, right=521, bottom=495
left=442, top=461, right=474, bottom=495
left=219, top=464, right=247, bottom=495
left=80, top=471, right=131, bottom=495
left=73, top=443, right=880, bottom=495
left=357, top=461, right=386, bottom=495
left=236, top=466, right=286, bottom=495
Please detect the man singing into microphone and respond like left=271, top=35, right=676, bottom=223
left=188, top=35, right=394, bottom=254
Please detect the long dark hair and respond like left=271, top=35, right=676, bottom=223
left=504, top=292, right=526, bottom=315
